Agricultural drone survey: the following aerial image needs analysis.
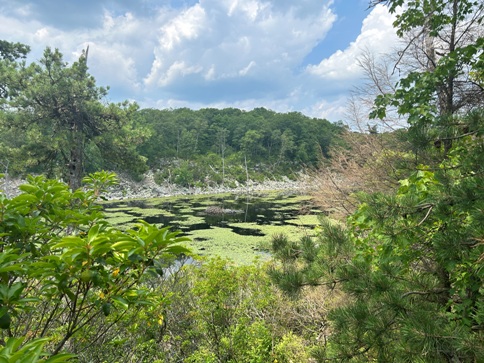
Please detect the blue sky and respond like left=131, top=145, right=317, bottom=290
left=0, top=0, right=398, bottom=122
left=303, top=0, right=369, bottom=64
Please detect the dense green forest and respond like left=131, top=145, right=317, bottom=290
left=0, top=0, right=483, bottom=362
left=132, top=107, right=343, bottom=187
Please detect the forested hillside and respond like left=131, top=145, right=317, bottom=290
left=133, top=107, right=343, bottom=186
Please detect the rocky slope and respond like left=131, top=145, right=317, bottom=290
left=109, top=171, right=312, bottom=200
left=1, top=171, right=313, bottom=200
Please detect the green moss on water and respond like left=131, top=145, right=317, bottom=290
left=178, top=207, right=195, bottom=214
left=186, top=227, right=269, bottom=265
left=128, top=208, right=171, bottom=217
left=103, top=192, right=323, bottom=265
left=109, top=216, right=138, bottom=227
left=288, top=214, right=321, bottom=226
left=178, top=215, right=206, bottom=226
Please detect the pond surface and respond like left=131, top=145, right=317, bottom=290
left=103, top=192, right=323, bottom=264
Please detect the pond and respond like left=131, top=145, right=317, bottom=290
left=102, top=191, right=324, bottom=265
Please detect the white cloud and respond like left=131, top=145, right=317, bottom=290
left=306, top=4, right=397, bottom=80
left=0, top=14, right=42, bottom=50
left=159, top=4, right=206, bottom=51
left=76, top=43, right=140, bottom=92
left=10, top=4, right=34, bottom=18
left=238, top=61, right=256, bottom=76
left=144, top=0, right=336, bottom=96
left=304, top=96, right=348, bottom=122
left=226, top=0, right=268, bottom=20
left=34, top=27, right=50, bottom=41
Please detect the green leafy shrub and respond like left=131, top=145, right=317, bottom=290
left=0, top=171, right=190, bottom=361
left=155, top=258, right=308, bottom=362
left=273, top=332, right=310, bottom=363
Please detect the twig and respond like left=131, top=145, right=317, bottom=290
left=416, top=206, right=433, bottom=227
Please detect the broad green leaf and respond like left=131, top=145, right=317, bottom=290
left=46, top=185, right=67, bottom=194
left=111, top=239, right=137, bottom=251
left=29, top=261, right=58, bottom=270
left=90, top=244, right=111, bottom=257
left=10, top=348, right=42, bottom=362
left=165, top=245, right=190, bottom=255
left=17, top=185, right=39, bottom=194
left=2, top=337, right=27, bottom=355
left=7, top=282, right=24, bottom=300
left=87, top=224, right=101, bottom=243
left=53, top=237, right=84, bottom=249
left=0, top=265, right=24, bottom=273
left=111, top=296, right=129, bottom=310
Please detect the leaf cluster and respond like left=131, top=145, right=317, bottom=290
left=0, top=171, right=189, bottom=361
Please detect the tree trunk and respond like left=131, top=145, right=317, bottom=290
left=68, top=119, right=83, bottom=190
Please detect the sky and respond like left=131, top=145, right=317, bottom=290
left=0, top=0, right=399, bottom=123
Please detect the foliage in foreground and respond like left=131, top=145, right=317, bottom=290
left=0, top=171, right=189, bottom=361
left=272, top=116, right=484, bottom=360
left=157, top=258, right=314, bottom=363
left=271, top=0, right=484, bottom=361
left=80, top=256, right=328, bottom=363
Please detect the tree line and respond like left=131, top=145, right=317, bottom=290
left=135, top=107, right=343, bottom=187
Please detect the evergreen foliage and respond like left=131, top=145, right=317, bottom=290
left=271, top=1, right=484, bottom=361
left=0, top=44, right=150, bottom=188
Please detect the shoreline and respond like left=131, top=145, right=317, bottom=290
left=1, top=171, right=315, bottom=200
left=108, top=171, right=313, bottom=200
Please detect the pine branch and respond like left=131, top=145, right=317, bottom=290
left=401, top=288, right=448, bottom=299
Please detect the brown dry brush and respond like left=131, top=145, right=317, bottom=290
left=310, top=130, right=413, bottom=219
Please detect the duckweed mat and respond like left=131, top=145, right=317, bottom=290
left=103, top=191, right=323, bottom=264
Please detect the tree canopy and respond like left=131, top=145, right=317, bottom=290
left=0, top=43, right=149, bottom=189
left=134, top=107, right=342, bottom=187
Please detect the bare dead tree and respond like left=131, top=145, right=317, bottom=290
left=346, top=48, right=405, bottom=133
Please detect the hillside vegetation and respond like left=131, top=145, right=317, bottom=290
left=133, top=107, right=343, bottom=187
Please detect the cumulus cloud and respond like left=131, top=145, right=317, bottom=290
left=306, top=4, right=397, bottom=80
left=158, top=4, right=206, bottom=51
left=144, top=0, right=336, bottom=101
left=304, top=96, right=349, bottom=122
